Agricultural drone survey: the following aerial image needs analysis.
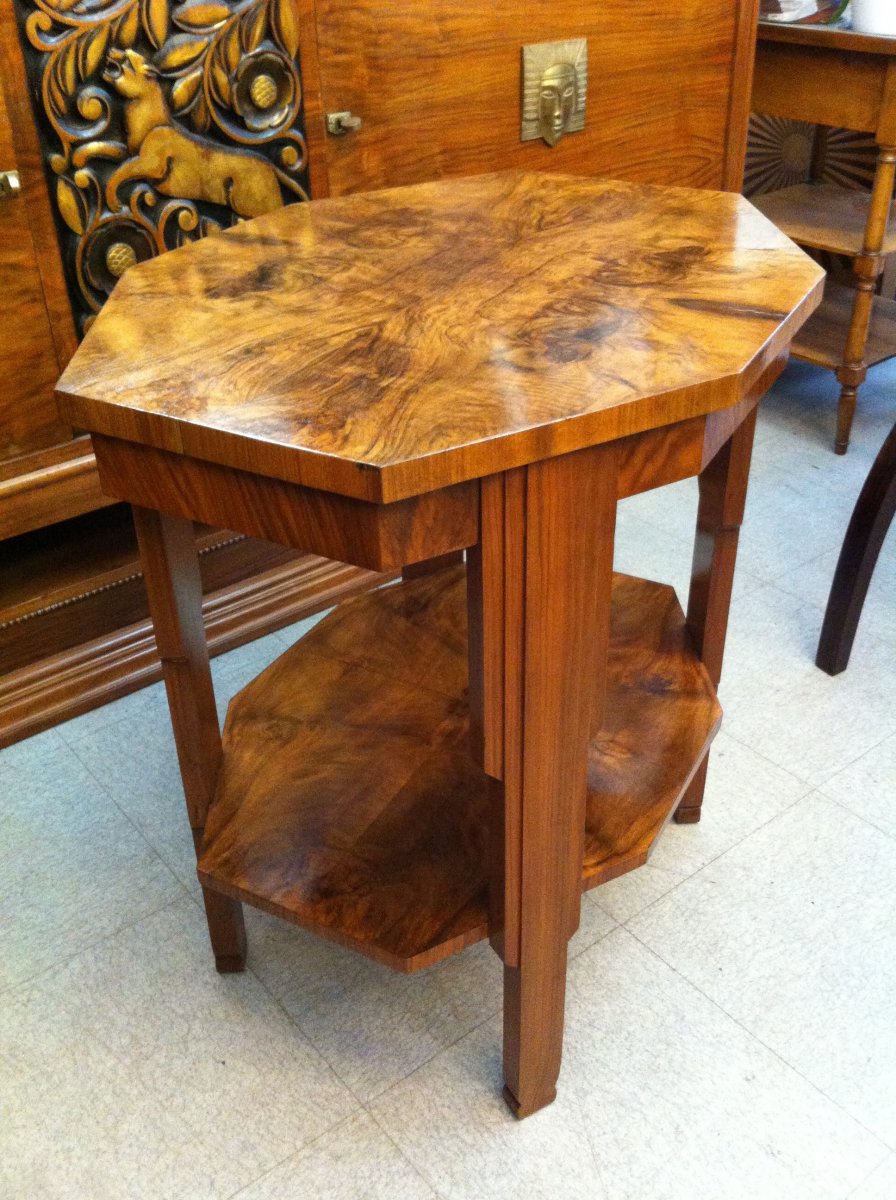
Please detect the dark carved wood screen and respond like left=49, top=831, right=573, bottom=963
left=12, top=0, right=310, bottom=332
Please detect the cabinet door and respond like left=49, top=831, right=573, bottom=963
left=0, top=76, right=67, bottom=462
left=314, top=0, right=757, bottom=198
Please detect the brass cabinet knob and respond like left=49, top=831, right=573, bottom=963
left=0, top=170, right=21, bottom=199
left=326, top=111, right=363, bottom=136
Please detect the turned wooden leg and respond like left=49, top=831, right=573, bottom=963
left=817, top=420, right=896, bottom=675
left=835, top=145, right=896, bottom=455
left=470, top=444, right=618, bottom=1118
left=132, top=506, right=247, bottom=972
left=675, top=406, right=758, bottom=824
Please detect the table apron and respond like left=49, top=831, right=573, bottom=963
left=91, top=435, right=479, bottom=573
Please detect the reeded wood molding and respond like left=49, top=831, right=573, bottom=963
left=0, top=552, right=387, bottom=748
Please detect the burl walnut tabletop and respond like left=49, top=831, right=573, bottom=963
left=58, top=172, right=821, bottom=502
left=56, top=172, right=823, bottom=1120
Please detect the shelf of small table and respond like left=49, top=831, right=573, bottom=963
left=790, top=279, right=896, bottom=370
left=197, top=564, right=721, bottom=973
left=752, top=184, right=896, bottom=258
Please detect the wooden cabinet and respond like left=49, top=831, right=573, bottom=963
left=0, top=0, right=761, bottom=746
left=0, top=27, right=110, bottom=541
left=311, top=0, right=759, bottom=197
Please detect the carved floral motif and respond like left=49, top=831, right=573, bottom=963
left=15, top=0, right=310, bottom=329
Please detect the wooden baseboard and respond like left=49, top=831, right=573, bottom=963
left=0, top=553, right=386, bottom=748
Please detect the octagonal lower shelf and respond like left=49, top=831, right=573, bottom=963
left=197, top=564, right=721, bottom=972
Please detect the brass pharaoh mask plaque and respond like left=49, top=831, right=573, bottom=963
left=521, top=39, right=587, bottom=147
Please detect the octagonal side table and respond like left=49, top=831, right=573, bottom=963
left=56, top=172, right=823, bottom=1118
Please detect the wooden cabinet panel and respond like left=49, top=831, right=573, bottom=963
left=314, top=0, right=758, bottom=197
left=0, top=74, right=66, bottom=461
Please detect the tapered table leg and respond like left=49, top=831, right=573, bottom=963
left=132, top=505, right=247, bottom=972
left=469, top=444, right=618, bottom=1118
left=675, top=405, right=758, bottom=824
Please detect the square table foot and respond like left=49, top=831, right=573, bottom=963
left=502, top=1083, right=557, bottom=1120
left=673, top=807, right=702, bottom=824
left=214, top=955, right=248, bottom=974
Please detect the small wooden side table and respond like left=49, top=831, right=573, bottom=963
left=753, top=21, right=896, bottom=453
left=56, top=172, right=822, bottom=1118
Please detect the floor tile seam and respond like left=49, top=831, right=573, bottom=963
left=717, top=725, right=826, bottom=790
left=846, top=1151, right=896, bottom=1199
left=223, top=1112, right=358, bottom=1200
left=0, top=890, right=189, bottom=1000
left=624, top=927, right=895, bottom=1155
left=65, top=729, right=192, bottom=880
left=362, top=1005, right=502, bottom=1112
left=56, top=701, right=158, bottom=749
left=179, top=890, right=367, bottom=1113
left=816, top=725, right=896, bottom=794
left=612, top=786, right=813, bottom=928
left=822, top=792, right=896, bottom=847
left=809, top=718, right=896, bottom=790
left=363, top=1105, right=447, bottom=1199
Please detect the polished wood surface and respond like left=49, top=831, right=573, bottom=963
left=480, top=444, right=618, bottom=1117
left=752, top=183, right=896, bottom=257
left=58, top=173, right=823, bottom=503
left=792, top=281, right=896, bottom=371
left=132, top=507, right=247, bottom=973
left=314, top=0, right=758, bottom=197
left=753, top=24, right=896, bottom=452
left=817, top=419, right=896, bottom=674
left=91, top=436, right=478, bottom=572
left=0, top=70, right=67, bottom=462
left=0, top=529, right=383, bottom=748
left=676, top=408, right=757, bottom=823
left=67, top=171, right=818, bottom=1118
left=198, top=563, right=720, bottom=972
left=758, top=20, right=896, bottom=57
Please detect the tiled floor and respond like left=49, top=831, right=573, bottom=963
left=2, top=359, right=895, bottom=1199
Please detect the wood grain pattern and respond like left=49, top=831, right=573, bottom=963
left=132, top=507, right=247, bottom=972
left=0, top=440, right=112, bottom=540
left=58, top=172, right=824, bottom=503
left=92, top=435, right=478, bottom=571
left=586, top=574, right=721, bottom=875
left=752, top=183, right=896, bottom=257
left=752, top=31, right=896, bottom=454
left=753, top=39, right=887, bottom=134
left=758, top=19, right=896, bottom=58
left=314, top=0, right=753, bottom=197
left=0, top=65, right=68, bottom=464
left=675, top=406, right=757, bottom=824
left=791, top=281, right=896, bottom=370
left=0, top=543, right=384, bottom=748
left=0, top=1, right=78, bottom=372
left=197, top=563, right=720, bottom=973
left=494, top=443, right=618, bottom=1118
left=722, top=0, right=762, bottom=192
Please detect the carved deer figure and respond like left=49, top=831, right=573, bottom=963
left=102, top=48, right=306, bottom=218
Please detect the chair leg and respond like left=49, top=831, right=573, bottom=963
left=817, top=421, right=896, bottom=675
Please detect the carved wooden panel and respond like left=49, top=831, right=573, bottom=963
left=12, top=0, right=310, bottom=331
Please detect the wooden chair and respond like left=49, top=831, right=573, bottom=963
left=817, top=419, right=896, bottom=673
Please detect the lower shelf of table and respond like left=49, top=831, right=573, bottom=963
left=791, top=280, right=896, bottom=371
left=197, top=564, right=721, bottom=972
